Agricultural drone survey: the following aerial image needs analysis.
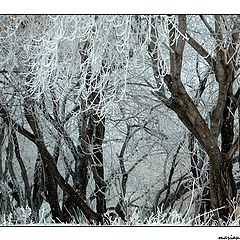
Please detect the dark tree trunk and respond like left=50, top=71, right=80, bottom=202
left=92, top=117, right=107, bottom=214
left=209, top=155, right=236, bottom=221
left=221, top=91, right=234, bottom=155
left=215, top=85, right=237, bottom=221
left=84, top=71, right=107, bottom=216
left=43, top=161, right=63, bottom=223
left=12, top=131, right=32, bottom=209
left=31, top=156, right=45, bottom=222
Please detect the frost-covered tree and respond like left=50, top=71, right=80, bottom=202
left=146, top=15, right=240, bottom=220
left=0, top=15, right=239, bottom=224
left=0, top=15, right=148, bottom=224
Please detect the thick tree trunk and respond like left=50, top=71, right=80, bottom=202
left=209, top=154, right=236, bottom=221
left=43, top=161, right=64, bottom=223
left=158, top=76, right=236, bottom=220
left=213, top=85, right=237, bottom=221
